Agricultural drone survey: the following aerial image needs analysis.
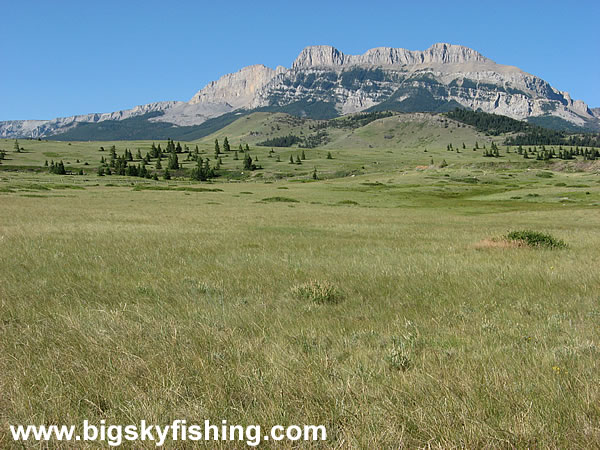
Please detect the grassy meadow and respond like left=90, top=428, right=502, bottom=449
left=1, top=118, right=600, bottom=447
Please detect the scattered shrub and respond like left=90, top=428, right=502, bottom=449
left=536, top=171, right=553, bottom=178
left=506, top=230, right=566, bottom=249
left=261, top=196, right=299, bottom=203
left=291, top=280, right=342, bottom=304
left=386, top=331, right=419, bottom=371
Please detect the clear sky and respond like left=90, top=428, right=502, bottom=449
left=1, top=0, right=598, bottom=121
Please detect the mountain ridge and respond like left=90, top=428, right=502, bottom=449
left=1, top=43, right=597, bottom=139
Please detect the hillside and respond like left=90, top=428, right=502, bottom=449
left=198, top=111, right=495, bottom=151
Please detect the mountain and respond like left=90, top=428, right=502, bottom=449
left=1, top=43, right=598, bottom=139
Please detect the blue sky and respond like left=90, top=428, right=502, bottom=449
left=1, top=0, right=598, bottom=121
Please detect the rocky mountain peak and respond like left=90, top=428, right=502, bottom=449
left=291, top=43, right=490, bottom=69
left=189, top=64, right=277, bottom=109
left=292, top=45, right=346, bottom=69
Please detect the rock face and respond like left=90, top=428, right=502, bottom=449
left=1, top=43, right=597, bottom=138
left=291, top=43, right=489, bottom=68
left=189, top=64, right=282, bottom=109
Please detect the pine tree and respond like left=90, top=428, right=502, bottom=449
left=296, top=155, right=301, bottom=164
left=163, top=168, right=171, bottom=180
left=14, top=140, right=20, bottom=152
left=97, top=166, right=105, bottom=176
left=312, top=167, right=318, bottom=180
left=167, top=152, right=179, bottom=170
left=214, top=139, right=220, bottom=156
left=245, top=144, right=250, bottom=152
left=234, top=151, right=239, bottom=160
left=327, top=152, right=333, bottom=159
left=289, top=155, right=294, bottom=164
left=223, top=137, right=231, bottom=152
left=301, top=150, right=306, bottom=160
left=155, top=159, right=162, bottom=170
left=243, top=153, right=254, bottom=170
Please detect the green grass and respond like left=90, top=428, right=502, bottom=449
left=1, top=134, right=600, bottom=447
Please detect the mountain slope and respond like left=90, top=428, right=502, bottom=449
left=1, top=43, right=597, bottom=139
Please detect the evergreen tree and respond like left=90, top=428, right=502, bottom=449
left=167, top=152, right=179, bottom=170
left=245, top=144, right=250, bottom=152
left=234, top=151, right=239, bottom=160
left=296, top=155, right=302, bottom=164
left=223, top=137, right=231, bottom=152
left=289, top=155, right=294, bottom=164
left=97, top=166, right=105, bottom=176
left=312, top=167, right=318, bottom=180
left=214, top=139, right=220, bottom=156
left=301, top=150, right=306, bottom=160
left=14, top=140, right=20, bottom=152
left=326, top=152, right=333, bottom=159
left=155, top=159, right=162, bottom=170
left=243, top=153, right=254, bottom=170
left=163, top=168, right=171, bottom=180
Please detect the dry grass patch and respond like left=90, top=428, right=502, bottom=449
left=473, top=238, right=528, bottom=250
left=291, top=280, right=342, bottom=304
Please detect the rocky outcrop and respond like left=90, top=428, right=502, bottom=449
left=292, top=43, right=489, bottom=69
left=189, top=64, right=282, bottom=109
left=1, top=43, right=597, bottom=138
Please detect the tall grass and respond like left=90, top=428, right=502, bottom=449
left=0, top=172, right=599, bottom=448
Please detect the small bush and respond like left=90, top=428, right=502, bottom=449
left=536, top=171, right=553, bottom=178
left=386, top=347, right=412, bottom=371
left=506, top=230, right=566, bottom=249
left=386, top=332, right=419, bottom=371
left=291, top=280, right=342, bottom=304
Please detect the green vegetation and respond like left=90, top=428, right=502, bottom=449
left=1, top=113, right=600, bottom=447
left=446, top=108, right=529, bottom=135
left=257, top=134, right=302, bottom=147
left=506, top=230, right=567, bottom=249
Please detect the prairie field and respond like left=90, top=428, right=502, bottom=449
left=1, top=135, right=600, bottom=448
